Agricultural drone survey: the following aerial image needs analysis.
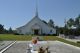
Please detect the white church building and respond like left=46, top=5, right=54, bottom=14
left=16, top=4, right=56, bottom=35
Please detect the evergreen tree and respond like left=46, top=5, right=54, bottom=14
left=48, top=19, right=54, bottom=27
left=0, top=24, right=4, bottom=34
left=8, top=27, right=13, bottom=34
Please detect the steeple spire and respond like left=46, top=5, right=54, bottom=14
left=35, top=0, right=39, bottom=17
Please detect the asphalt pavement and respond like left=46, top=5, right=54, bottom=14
left=3, top=41, right=80, bottom=53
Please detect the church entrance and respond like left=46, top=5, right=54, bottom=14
left=34, top=29, right=39, bottom=35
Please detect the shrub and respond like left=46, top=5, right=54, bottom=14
left=77, top=41, right=80, bottom=43
left=14, top=33, right=20, bottom=35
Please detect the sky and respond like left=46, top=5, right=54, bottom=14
left=0, top=0, right=80, bottom=30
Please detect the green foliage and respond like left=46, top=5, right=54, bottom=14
left=75, top=15, right=80, bottom=28
left=67, top=18, right=74, bottom=27
left=62, top=14, right=80, bottom=36
left=0, top=24, right=14, bottom=34
left=8, top=27, right=14, bottom=34
left=58, top=27, right=64, bottom=34
left=48, top=19, right=54, bottom=27
left=0, top=24, right=4, bottom=34
left=66, top=15, right=80, bottom=28
left=77, top=41, right=80, bottom=43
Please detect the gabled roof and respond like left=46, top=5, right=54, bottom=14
left=16, top=16, right=54, bottom=30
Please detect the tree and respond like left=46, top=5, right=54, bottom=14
left=0, top=24, right=4, bottom=34
left=75, top=15, right=80, bottom=27
left=67, top=18, right=74, bottom=27
left=55, top=26, right=59, bottom=35
left=48, top=19, right=54, bottom=27
left=8, top=27, right=13, bottom=34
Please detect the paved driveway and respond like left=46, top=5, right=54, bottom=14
left=3, top=41, right=80, bottom=53
left=0, top=41, right=13, bottom=51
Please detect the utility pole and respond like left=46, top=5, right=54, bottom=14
left=64, top=18, right=67, bottom=38
left=64, top=18, right=67, bottom=28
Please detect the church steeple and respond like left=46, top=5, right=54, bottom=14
left=35, top=0, right=39, bottom=17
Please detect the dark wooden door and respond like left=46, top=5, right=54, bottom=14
left=34, top=30, right=39, bottom=35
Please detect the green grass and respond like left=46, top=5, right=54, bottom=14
left=0, top=34, right=32, bottom=41
left=0, top=34, right=80, bottom=47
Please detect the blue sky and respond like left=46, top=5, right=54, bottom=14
left=0, top=0, right=80, bottom=29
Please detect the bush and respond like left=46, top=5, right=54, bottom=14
left=46, top=34, right=57, bottom=36
left=42, top=33, right=46, bottom=35
left=14, top=33, right=20, bottom=35
left=52, top=34, right=57, bottom=36
left=77, top=41, right=80, bottom=43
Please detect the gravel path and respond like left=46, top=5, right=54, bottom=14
left=3, top=41, right=80, bottom=53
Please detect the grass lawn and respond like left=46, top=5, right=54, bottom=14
left=0, top=34, right=80, bottom=47
left=0, top=34, right=32, bottom=41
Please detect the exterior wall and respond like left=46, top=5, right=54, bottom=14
left=16, top=17, right=56, bottom=35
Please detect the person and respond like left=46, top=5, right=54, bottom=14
left=32, top=36, right=39, bottom=44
